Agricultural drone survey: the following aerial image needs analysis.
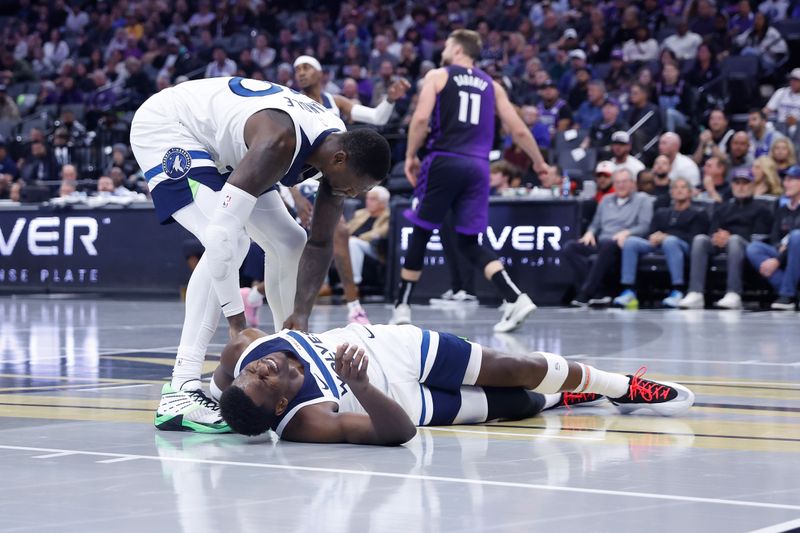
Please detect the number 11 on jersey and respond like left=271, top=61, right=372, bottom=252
left=457, top=91, right=481, bottom=125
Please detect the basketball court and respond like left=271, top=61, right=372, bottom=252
left=0, top=296, right=798, bottom=532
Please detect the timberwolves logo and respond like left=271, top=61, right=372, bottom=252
left=162, top=148, right=191, bottom=179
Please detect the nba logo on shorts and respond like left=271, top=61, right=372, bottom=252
left=162, top=148, right=192, bottom=179
left=222, top=195, right=231, bottom=208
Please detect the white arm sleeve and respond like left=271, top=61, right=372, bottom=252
left=350, top=99, right=395, bottom=126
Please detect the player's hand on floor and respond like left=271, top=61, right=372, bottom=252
left=334, top=343, right=369, bottom=392
left=282, top=313, right=309, bottom=332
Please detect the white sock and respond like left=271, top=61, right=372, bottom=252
left=574, top=363, right=629, bottom=398
left=172, top=256, right=219, bottom=388
left=543, top=393, right=561, bottom=410
left=172, top=378, right=202, bottom=391
left=347, top=299, right=362, bottom=312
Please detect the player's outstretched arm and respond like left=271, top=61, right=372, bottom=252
left=334, top=78, right=411, bottom=126
left=282, top=344, right=417, bottom=445
left=283, top=180, right=344, bottom=331
left=493, top=81, right=550, bottom=176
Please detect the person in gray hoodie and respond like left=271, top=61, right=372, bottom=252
left=563, top=168, right=654, bottom=306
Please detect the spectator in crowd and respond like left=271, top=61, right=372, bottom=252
left=582, top=98, right=626, bottom=157
left=489, top=160, right=521, bottom=196
left=622, top=26, right=659, bottom=64
left=95, top=175, right=115, bottom=195
left=251, top=33, right=276, bottom=70
left=205, top=46, right=237, bottom=78
left=699, top=155, right=732, bottom=203
left=57, top=178, right=80, bottom=199
left=574, top=79, right=606, bottom=129
left=539, top=165, right=574, bottom=196
left=746, top=165, right=800, bottom=310
left=188, top=1, right=216, bottom=32
left=759, top=0, right=790, bottom=21
left=727, top=131, right=753, bottom=177
left=748, top=109, right=783, bottom=159
left=537, top=80, right=572, bottom=144
left=0, top=171, right=12, bottom=200
left=650, top=155, right=673, bottom=209
left=559, top=49, right=588, bottom=96
left=58, top=109, right=88, bottom=143
left=657, top=63, right=694, bottom=133
left=657, top=132, right=700, bottom=187
left=20, top=141, right=57, bottom=182
left=693, top=109, right=735, bottom=165
left=752, top=156, right=784, bottom=197
left=519, top=105, right=551, bottom=153
left=565, top=168, right=654, bottom=307
left=0, top=139, right=19, bottom=180
left=60, top=163, right=78, bottom=184
left=604, top=48, right=631, bottom=96
left=8, top=180, right=23, bottom=203
left=681, top=168, right=774, bottom=310
left=236, top=49, right=260, bottom=79
left=733, top=12, right=788, bottom=76
left=108, top=166, right=140, bottom=197
left=0, top=85, right=21, bottom=121
left=730, top=0, right=755, bottom=35
left=637, top=169, right=656, bottom=195
left=43, top=29, right=69, bottom=71
left=51, top=127, right=80, bottom=168
left=763, top=68, right=800, bottom=132
left=608, top=130, right=645, bottom=178
left=662, top=21, right=702, bottom=62
left=566, top=67, right=591, bottom=110
left=769, top=137, right=797, bottom=178
left=686, top=43, right=720, bottom=94
left=626, top=82, right=663, bottom=152
left=613, top=177, right=709, bottom=309
left=592, top=161, right=616, bottom=203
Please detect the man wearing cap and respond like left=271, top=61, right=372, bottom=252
left=746, top=165, right=800, bottom=310
left=593, top=161, right=616, bottom=203
left=613, top=176, right=709, bottom=309
left=680, top=168, right=773, bottom=310
left=537, top=79, right=573, bottom=143
left=293, top=54, right=410, bottom=325
left=558, top=48, right=588, bottom=95
left=659, top=132, right=701, bottom=187
left=764, top=69, right=800, bottom=147
left=609, top=131, right=645, bottom=177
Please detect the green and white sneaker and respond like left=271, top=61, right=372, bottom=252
left=154, top=384, right=231, bottom=434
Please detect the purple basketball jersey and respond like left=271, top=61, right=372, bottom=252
left=427, top=65, right=495, bottom=159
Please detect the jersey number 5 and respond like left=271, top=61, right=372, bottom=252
left=457, top=91, right=481, bottom=125
left=228, top=77, right=284, bottom=97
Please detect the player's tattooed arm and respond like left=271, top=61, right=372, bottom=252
left=230, top=109, right=297, bottom=196
left=284, top=180, right=344, bottom=331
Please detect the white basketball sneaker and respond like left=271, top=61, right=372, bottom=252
left=609, top=368, right=695, bottom=416
left=678, top=291, right=704, bottom=309
left=390, top=303, right=412, bottom=325
left=714, top=292, right=742, bottom=310
left=154, top=384, right=231, bottom=433
left=493, top=293, right=537, bottom=333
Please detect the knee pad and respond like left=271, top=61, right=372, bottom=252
left=530, top=352, right=570, bottom=393
left=404, top=226, right=433, bottom=271
left=456, top=233, right=496, bottom=270
left=205, top=224, right=238, bottom=281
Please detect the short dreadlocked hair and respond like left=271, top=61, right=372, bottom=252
left=219, top=385, right=275, bottom=436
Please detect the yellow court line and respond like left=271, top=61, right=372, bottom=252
left=0, top=373, right=163, bottom=384
left=0, top=394, right=158, bottom=409
left=0, top=405, right=151, bottom=423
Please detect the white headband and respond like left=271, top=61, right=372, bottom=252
left=293, top=55, right=322, bottom=71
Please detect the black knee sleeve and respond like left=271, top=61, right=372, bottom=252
left=485, top=387, right=546, bottom=421
left=456, top=233, right=497, bottom=270
left=403, top=226, right=434, bottom=272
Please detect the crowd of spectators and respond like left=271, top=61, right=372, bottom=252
left=0, top=0, right=799, bottom=307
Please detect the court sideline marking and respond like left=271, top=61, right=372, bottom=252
left=3, top=443, right=799, bottom=512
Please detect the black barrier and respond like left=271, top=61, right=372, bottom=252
left=0, top=205, right=193, bottom=294
left=387, top=198, right=582, bottom=305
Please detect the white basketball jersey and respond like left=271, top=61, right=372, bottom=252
left=161, top=77, right=346, bottom=183
left=320, top=91, right=341, bottom=118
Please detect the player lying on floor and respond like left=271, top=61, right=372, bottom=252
left=211, top=324, right=694, bottom=445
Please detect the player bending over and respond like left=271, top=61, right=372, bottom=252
left=210, top=324, right=694, bottom=445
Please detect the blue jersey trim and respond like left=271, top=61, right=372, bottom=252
left=419, top=329, right=431, bottom=379
left=418, top=384, right=427, bottom=425
left=286, top=331, right=340, bottom=399
left=280, top=128, right=339, bottom=187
